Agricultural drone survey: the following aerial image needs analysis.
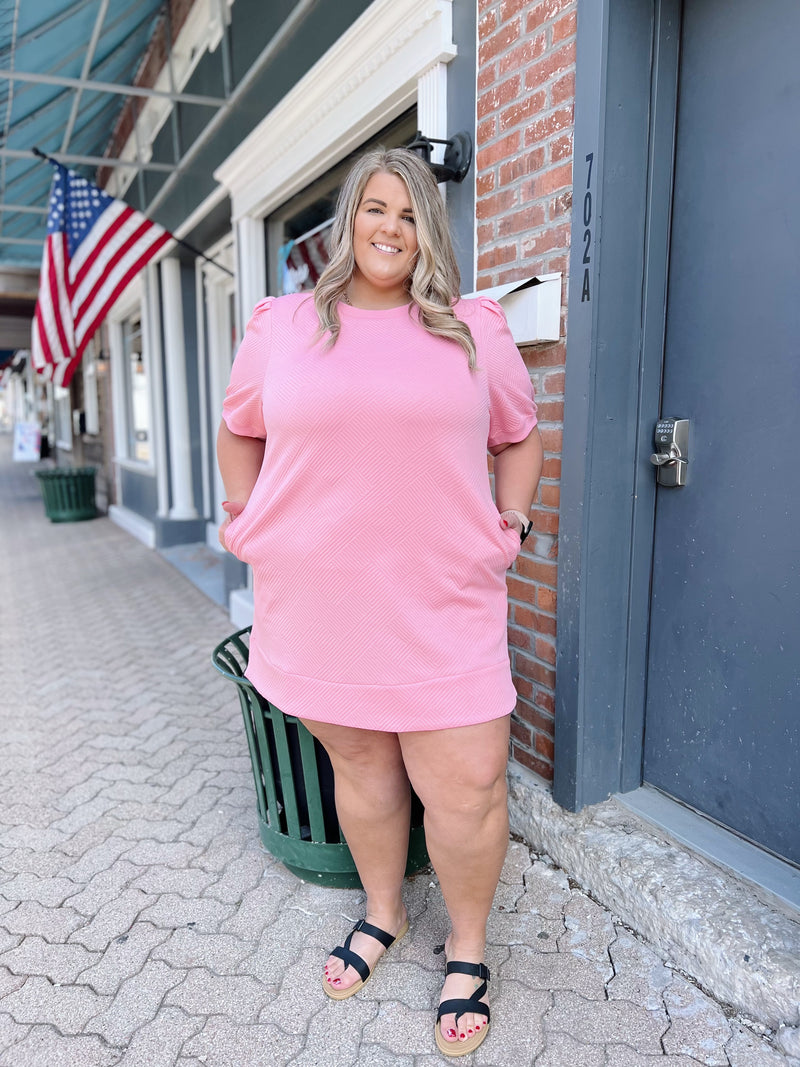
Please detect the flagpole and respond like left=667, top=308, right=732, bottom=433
left=32, top=147, right=235, bottom=277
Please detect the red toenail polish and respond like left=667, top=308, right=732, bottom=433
left=468, top=1028, right=474, bottom=1035
left=446, top=1029, right=457, bottom=1039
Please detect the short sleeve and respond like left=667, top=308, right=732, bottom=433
left=221, top=297, right=273, bottom=438
left=479, top=297, right=538, bottom=449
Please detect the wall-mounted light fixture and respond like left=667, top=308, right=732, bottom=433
left=407, top=130, right=473, bottom=184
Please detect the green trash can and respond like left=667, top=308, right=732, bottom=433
left=35, top=467, right=97, bottom=522
left=212, top=627, right=429, bottom=887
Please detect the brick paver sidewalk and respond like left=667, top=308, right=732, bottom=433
left=0, top=434, right=789, bottom=1066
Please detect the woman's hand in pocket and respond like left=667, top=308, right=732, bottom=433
left=219, top=500, right=245, bottom=551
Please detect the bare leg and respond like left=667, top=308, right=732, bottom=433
left=301, top=719, right=411, bottom=992
left=399, top=716, right=510, bottom=1047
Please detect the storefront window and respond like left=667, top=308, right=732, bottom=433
left=122, top=315, right=150, bottom=463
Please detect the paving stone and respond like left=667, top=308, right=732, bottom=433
left=182, top=1017, right=304, bottom=1065
left=165, top=967, right=270, bottom=1022
left=114, top=1006, right=203, bottom=1067
left=1, top=975, right=110, bottom=1033
left=68, top=888, right=152, bottom=951
left=137, top=894, right=235, bottom=932
left=0, top=1013, right=30, bottom=1054
left=59, top=838, right=134, bottom=884
left=66, top=860, right=140, bottom=916
left=518, top=860, right=572, bottom=920
left=130, top=865, right=218, bottom=897
left=488, top=909, right=565, bottom=952
left=0, top=936, right=100, bottom=983
left=84, top=959, right=184, bottom=1046
left=534, top=1031, right=605, bottom=1067
left=775, top=1027, right=800, bottom=1060
left=51, top=797, right=119, bottom=836
left=0, top=873, right=81, bottom=908
left=605, top=1047, right=707, bottom=1067
left=498, top=943, right=608, bottom=999
left=0, top=1026, right=119, bottom=1067
left=0, top=966, right=25, bottom=998
left=124, top=840, right=203, bottom=869
left=0, top=848, right=71, bottom=878
left=202, top=852, right=265, bottom=904
left=219, top=875, right=297, bottom=940
left=607, top=930, right=673, bottom=1011
left=114, top=819, right=189, bottom=843
left=79, top=922, right=171, bottom=995
left=258, top=947, right=323, bottom=1034
left=152, top=926, right=254, bottom=974
left=2, top=901, right=86, bottom=942
left=57, top=816, right=132, bottom=860
left=53, top=778, right=107, bottom=813
left=559, top=892, right=617, bottom=970
left=662, top=975, right=733, bottom=1065
left=544, top=991, right=668, bottom=1054
left=360, top=1002, right=431, bottom=1058
left=473, top=979, right=550, bottom=1065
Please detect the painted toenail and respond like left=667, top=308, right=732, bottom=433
left=446, top=1028, right=457, bottom=1039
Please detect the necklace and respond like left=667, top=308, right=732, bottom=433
left=342, top=291, right=351, bottom=306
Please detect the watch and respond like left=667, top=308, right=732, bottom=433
left=500, top=509, right=533, bottom=545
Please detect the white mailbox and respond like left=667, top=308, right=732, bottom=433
left=464, top=273, right=561, bottom=345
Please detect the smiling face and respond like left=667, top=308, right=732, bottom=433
left=349, top=171, right=418, bottom=307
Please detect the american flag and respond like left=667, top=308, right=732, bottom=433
left=31, top=164, right=172, bottom=387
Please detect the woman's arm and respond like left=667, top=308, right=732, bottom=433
left=491, top=425, right=544, bottom=536
left=216, top=420, right=266, bottom=548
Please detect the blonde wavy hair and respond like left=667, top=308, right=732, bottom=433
left=314, top=147, right=477, bottom=369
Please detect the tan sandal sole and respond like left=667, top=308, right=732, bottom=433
left=322, top=918, right=409, bottom=1001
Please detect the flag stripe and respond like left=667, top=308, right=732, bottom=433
left=31, top=165, right=172, bottom=385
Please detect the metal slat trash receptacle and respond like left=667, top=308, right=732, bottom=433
left=35, top=467, right=97, bottom=522
left=212, top=627, right=429, bottom=887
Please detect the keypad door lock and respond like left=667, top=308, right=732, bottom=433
left=650, top=418, right=689, bottom=487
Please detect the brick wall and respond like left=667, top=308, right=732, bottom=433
left=477, top=0, right=577, bottom=783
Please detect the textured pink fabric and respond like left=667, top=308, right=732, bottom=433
left=222, top=292, right=537, bottom=732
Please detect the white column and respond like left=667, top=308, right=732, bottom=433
left=143, top=265, right=169, bottom=517
left=236, top=215, right=267, bottom=330
left=160, top=257, right=199, bottom=520
left=417, top=62, right=449, bottom=164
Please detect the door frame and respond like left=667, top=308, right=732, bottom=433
left=555, top=0, right=681, bottom=810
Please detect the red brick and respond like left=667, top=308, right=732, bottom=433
left=500, top=0, right=532, bottom=21
left=536, top=400, right=564, bottom=421
left=524, top=43, right=575, bottom=91
left=525, top=0, right=575, bottom=34
left=514, top=675, right=534, bottom=700
left=510, top=717, right=532, bottom=746
left=541, top=456, right=561, bottom=479
left=476, top=170, right=496, bottom=198
left=477, top=221, right=494, bottom=246
left=478, top=63, right=497, bottom=92
left=478, top=75, right=522, bottom=119
left=479, top=18, right=521, bottom=66
left=523, top=344, right=566, bottom=369
left=516, top=652, right=556, bottom=688
left=534, top=731, right=555, bottom=761
left=516, top=557, right=557, bottom=584
left=477, top=131, right=522, bottom=171
left=507, top=575, right=537, bottom=604
left=479, top=0, right=497, bottom=12
left=516, top=700, right=554, bottom=734
left=552, top=9, right=577, bottom=42
left=535, top=636, right=557, bottom=665
left=531, top=508, right=559, bottom=534
left=521, top=222, right=570, bottom=259
left=545, top=254, right=570, bottom=275
left=479, top=9, right=498, bottom=38
left=499, top=91, right=548, bottom=134
left=538, top=586, right=557, bottom=612
left=508, top=625, right=533, bottom=651
left=543, top=372, right=565, bottom=395
left=536, top=689, right=556, bottom=716
left=498, top=32, right=548, bottom=78
left=540, top=484, right=560, bottom=507
left=524, top=106, right=574, bottom=147
left=498, top=147, right=546, bottom=185
left=498, top=204, right=547, bottom=238
left=477, top=244, right=518, bottom=271
left=511, top=743, right=554, bottom=781
left=550, top=189, right=573, bottom=218
left=551, top=135, right=573, bottom=164
left=478, top=116, right=497, bottom=145
left=476, top=188, right=518, bottom=220
left=552, top=69, right=576, bottom=106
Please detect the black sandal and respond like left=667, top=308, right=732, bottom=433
left=322, top=917, right=409, bottom=1000
left=435, top=960, right=491, bottom=1056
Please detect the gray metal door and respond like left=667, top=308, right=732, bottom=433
left=643, top=0, right=800, bottom=864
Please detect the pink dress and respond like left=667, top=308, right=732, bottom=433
left=222, top=292, right=537, bottom=732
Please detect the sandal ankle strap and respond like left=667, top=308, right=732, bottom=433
left=444, top=960, right=490, bottom=981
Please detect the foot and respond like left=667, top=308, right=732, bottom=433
left=437, top=938, right=490, bottom=1048
left=323, top=909, right=408, bottom=994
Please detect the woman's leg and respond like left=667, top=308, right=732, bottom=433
left=300, top=719, right=411, bottom=992
left=399, top=716, right=511, bottom=1047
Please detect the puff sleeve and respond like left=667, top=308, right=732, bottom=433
left=221, top=297, right=273, bottom=438
left=480, top=297, right=538, bottom=449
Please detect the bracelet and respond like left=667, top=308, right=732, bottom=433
left=500, top=509, right=533, bottom=545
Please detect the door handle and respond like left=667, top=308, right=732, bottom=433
left=650, top=418, right=689, bottom=486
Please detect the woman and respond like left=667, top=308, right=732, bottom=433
left=217, top=147, right=542, bottom=1056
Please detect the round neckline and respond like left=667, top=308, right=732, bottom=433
left=338, top=299, right=416, bottom=319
